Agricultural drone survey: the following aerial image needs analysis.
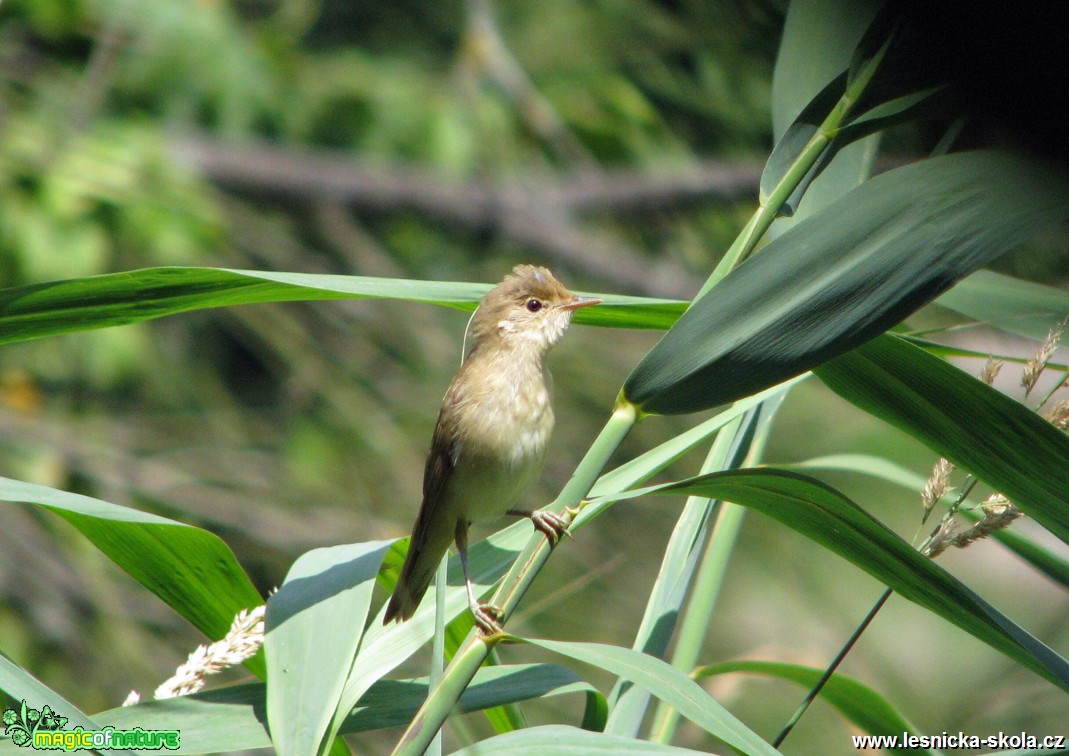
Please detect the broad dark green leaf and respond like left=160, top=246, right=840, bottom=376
left=0, top=478, right=263, bottom=673
left=624, top=151, right=1069, bottom=415
left=793, top=451, right=1069, bottom=591
left=694, top=660, right=930, bottom=754
left=0, top=267, right=681, bottom=347
left=816, top=334, right=1069, bottom=545
left=91, top=665, right=602, bottom=755
left=596, top=469, right=1069, bottom=693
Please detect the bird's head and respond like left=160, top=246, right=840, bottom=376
left=468, top=265, right=601, bottom=355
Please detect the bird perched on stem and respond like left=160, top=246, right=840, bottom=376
left=384, top=265, right=601, bottom=634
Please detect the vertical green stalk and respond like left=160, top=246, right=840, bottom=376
left=632, top=59, right=895, bottom=737
left=427, top=556, right=448, bottom=756
left=616, top=48, right=877, bottom=731
left=490, top=397, right=640, bottom=623
left=648, top=503, right=746, bottom=744
left=696, top=35, right=892, bottom=301
left=390, top=398, right=640, bottom=756
left=650, top=401, right=780, bottom=745
left=604, top=411, right=749, bottom=735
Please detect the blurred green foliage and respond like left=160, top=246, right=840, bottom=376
left=0, top=0, right=775, bottom=723
left=2, top=1, right=1067, bottom=754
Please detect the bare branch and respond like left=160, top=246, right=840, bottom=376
left=169, top=135, right=761, bottom=296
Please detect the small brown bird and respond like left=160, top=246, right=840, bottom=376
left=384, top=265, right=600, bottom=633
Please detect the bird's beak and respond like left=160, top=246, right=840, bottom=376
left=560, top=295, right=602, bottom=311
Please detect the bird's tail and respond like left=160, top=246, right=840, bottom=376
left=384, top=516, right=454, bottom=623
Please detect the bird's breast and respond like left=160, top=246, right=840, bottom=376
left=457, top=359, right=554, bottom=469
left=440, top=355, right=556, bottom=522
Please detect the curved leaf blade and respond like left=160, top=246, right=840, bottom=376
left=0, top=267, right=681, bottom=347
left=511, top=638, right=777, bottom=756
left=0, top=477, right=262, bottom=665
left=624, top=150, right=1069, bottom=415
left=792, top=452, right=1069, bottom=592
left=695, top=660, right=930, bottom=754
left=0, top=656, right=103, bottom=739
left=815, top=334, right=1069, bottom=545
left=598, top=469, right=1069, bottom=692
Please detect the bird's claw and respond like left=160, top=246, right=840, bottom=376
left=530, top=508, right=573, bottom=545
left=472, top=603, right=505, bottom=636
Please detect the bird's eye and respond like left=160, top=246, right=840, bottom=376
left=525, top=298, right=543, bottom=313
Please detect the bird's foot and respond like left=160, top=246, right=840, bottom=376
left=530, top=508, right=574, bottom=545
left=472, top=602, right=505, bottom=636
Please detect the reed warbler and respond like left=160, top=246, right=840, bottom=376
left=384, top=265, right=600, bottom=633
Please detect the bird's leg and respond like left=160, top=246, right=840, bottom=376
left=507, top=507, right=575, bottom=545
left=455, top=523, right=503, bottom=636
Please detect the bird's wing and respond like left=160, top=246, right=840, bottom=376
left=411, top=385, right=462, bottom=546
left=384, top=387, right=463, bottom=622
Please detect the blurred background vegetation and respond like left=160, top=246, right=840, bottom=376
left=1, top=1, right=1067, bottom=753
